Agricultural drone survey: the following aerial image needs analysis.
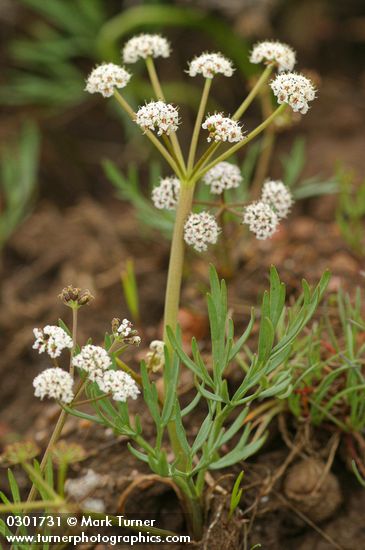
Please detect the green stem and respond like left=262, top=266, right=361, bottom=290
left=187, top=78, right=212, bottom=173
left=57, top=462, right=68, bottom=498
left=69, top=306, right=78, bottom=378
left=189, top=65, right=274, bottom=181
left=193, top=103, right=287, bottom=183
left=145, top=57, right=186, bottom=174
left=113, top=90, right=183, bottom=179
left=26, top=409, right=67, bottom=503
left=163, top=182, right=195, bottom=341
left=22, top=462, right=62, bottom=502
left=232, top=64, right=274, bottom=120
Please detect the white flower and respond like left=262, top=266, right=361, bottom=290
left=33, top=367, right=74, bottom=404
left=202, top=114, right=243, bottom=143
left=203, top=162, right=242, bottom=195
left=146, top=340, right=165, bottom=372
left=261, top=180, right=293, bottom=219
left=135, top=101, right=179, bottom=136
left=33, top=325, right=73, bottom=359
left=96, top=370, right=140, bottom=402
left=270, top=72, right=316, bottom=115
left=72, top=345, right=111, bottom=382
left=188, top=52, right=234, bottom=78
left=242, top=201, right=279, bottom=240
left=184, top=212, right=221, bottom=252
left=250, top=41, right=296, bottom=72
left=118, top=319, right=133, bottom=338
left=152, top=177, right=180, bottom=210
left=122, top=34, right=170, bottom=64
left=85, top=63, right=131, bottom=98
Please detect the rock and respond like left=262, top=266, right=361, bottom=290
left=283, top=458, right=342, bottom=522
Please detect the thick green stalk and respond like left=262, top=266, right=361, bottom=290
left=163, top=182, right=195, bottom=341
left=192, top=103, right=287, bottom=183
left=145, top=57, right=186, bottom=174
left=187, top=78, right=212, bottom=173
left=113, top=90, right=183, bottom=179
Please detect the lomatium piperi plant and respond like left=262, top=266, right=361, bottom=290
left=86, top=35, right=316, bottom=341
left=1, top=37, right=324, bottom=543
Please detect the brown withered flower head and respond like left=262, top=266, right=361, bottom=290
left=59, top=286, right=94, bottom=308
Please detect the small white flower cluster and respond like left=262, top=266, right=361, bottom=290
left=72, top=345, right=112, bottom=382
left=122, top=34, right=171, bottom=63
left=72, top=344, right=139, bottom=401
left=135, top=101, right=179, bottom=136
left=202, top=114, right=243, bottom=143
left=242, top=201, right=279, bottom=240
left=97, top=370, right=140, bottom=402
left=270, top=73, right=316, bottom=115
left=188, top=52, right=234, bottom=79
left=146, top=340, right=165, bottom=372
left=85, top=63, right=131, bottom=98
left=261, top=180, right=293, bottom=219
left=33, top=325, right=73, bottom=359
left=184, top=212, right=221, bottom=252
left=33, top=368, right=74, bottom=404
left=152, top=176, right=180, bottom=210
left=118, top=319, right=133, bottom=338
left=250, top=41, right=296, bottom=72
left=203, top=162, right=242, bottom=195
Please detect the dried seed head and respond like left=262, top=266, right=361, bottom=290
left=85, top=63, right=131, bottom=97
left=51, top=441, right=86, bottom=466
left=188, top=52, right=234, bottom=78
left=242, top=201, right=279, bottom=240
left=122, top=34, right=171, bottom=63
left=96, top=370, right=140, bottom=402
left=1, top=441, right=40, bottom=466
left=33, top=367, right=74, bottom=404
left=152, top=176, right=180, bottom=210
left=59, top=286, right=94, bottom=308
left=270, top=72, right=316, bottom=115
left=184, top=211, right=221, bottom=252
left=261, top=180, right=294, bottom=219
left=250, top=41, right=296, bottom=72
left=135, top=101, right=179, bottom=136
left=32, top=325, right=73, bottom=359
left=203, top=162, right=242, bottom=195
left=202, top=114, right=244, bottom=143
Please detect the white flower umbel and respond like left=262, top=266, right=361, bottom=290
left=188, top=52, right=234, bottom=78
left=243, top=201, right=279, bottom=240
left=202, top=114, right=243, bottom=143
left=72, top=345, right=112, bottom=382
left=250, top=41, right=296, bottom=72
left=135, top=101, right=179, bottom=136
left=203, top=162, right=242, bottom=195
left=261, top=180, right=293, bottom=219
left=184, top=212, right=221, bottom=252
left=85, top=63, right=131, bottom=98
left=152, top=176, right=180, bottom=210
left=146, top=340, right=165, bottom=372
left=270, top=72, right=316, bottom=115
left=33, top=368, right=74, bottom=404
left=96, top=370, right=140, bottom=402
left=122, top=34, right=171, bottom=64
left=33, top=325, right=73, bottom=359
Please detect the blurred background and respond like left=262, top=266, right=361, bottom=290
left=0, top=0, right=365, bottom=431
